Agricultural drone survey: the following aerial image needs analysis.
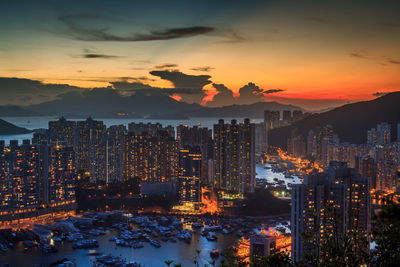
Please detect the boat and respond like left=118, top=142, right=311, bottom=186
left=0, top=244, right=7, bottom=252
left=88, top=250, right=103, bottom=256
left=150, top=240, right=161, bottom=248
left=132, top=242, right=144, bottom=249
left=206, top=233, right=217, bottom=241
left=210, top=248, right=220, bottom=258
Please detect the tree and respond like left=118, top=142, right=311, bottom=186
left=371, top=196, right=400, bottom=266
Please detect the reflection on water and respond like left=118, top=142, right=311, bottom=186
left=0, top=229, right=240, bottom=266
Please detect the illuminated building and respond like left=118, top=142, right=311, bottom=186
left=291, top=173, right=346, bottom=262
left=125, top=130, right=177, bottom=183
left=306, top=130, right=317, bottom=158
left=76, top=118, right=107, bottom=182
left=213, top=119, right=255, bottom=194
left=176, top=125, right=213, bottom=183
left=128, top=122, right=174, bottom=138
left=360, top=156, right=377, bottom=189
left=40, top=142, right=76, bottom=209
left=282, top=110, right=292, bottom=125
left=0, top=141, right=76, bottom=223
left=292, top=110, right=304, bottom=122
left=367, top=122, right=391, bottom=145
left=255, top=122, right=267, bottom=155
left=292, top=162, right=371, bottom=262
left=250, top=234, right=276, bottom=258
left=106, top=125, right=127, bottom=183
left=177, top=147, right=201, bottom=208
left=0, top=141, right=40, bottom=215
left=48, top=117, right=77, bottom=147
left=327, top=162, right=371, bottom=238
left=264, top=110, right=280, bottom=130
left=376, top=161, right=397, bottom=192
left=287, top=129, right=306, bottom=158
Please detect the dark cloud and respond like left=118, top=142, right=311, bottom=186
left=80, top=53, right=122, bottom=59
left=206, top=83, right=283, bottom=107
left=191, top=66, right=214, bottom=72
left=305, top=17, right=334, bottom=24
left=378, top=22, right=400, bottom=28
left=350, top=52, right=368, bottom=59
left=154, top=63, right=178, bottom=69
left=72, top=48, right=123, bottom=59
left=387, top=58, right=400, bottom=64
left=149, top=70, right=213, bottom=103
left=111, top=81, right=153, bottom=91
left=58, top=15, right=214, bottom=42
left=0, top=77, right=83, bottom=106
left=236, top=82, right=265, bottom=104
left=205, top=83, right=234, bottom=107
left=110, top=79, right=207, bottom=106
left=149, top=70, right=211, bottom=89
left=264, top=88, right=285, bottom=94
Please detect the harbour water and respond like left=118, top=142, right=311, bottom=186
left=0, top=229, right=240, bottom=266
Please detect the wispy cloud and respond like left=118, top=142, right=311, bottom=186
left=154, top=63, right=178, bottom=69
left=80, top=53, right=122, bottom=59
left=350, top=52, right=368, bottom=59
left=191, top=66, right=214, bottom=72
left=305, top=17, right=334, bottom=24
left=263, top=88, right=285, bottom=94
left=57, top=15, right=214, bottom=42
left=387, top=58, right=400, bottom=64
left=378, top=22, right=400, bottom=28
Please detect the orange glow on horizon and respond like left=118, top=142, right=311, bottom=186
left=169, top=93, right=182, bottom=102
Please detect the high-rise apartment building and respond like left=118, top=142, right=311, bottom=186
left=176, top=125, right=213, bottom=183
left=76, top=118, right=107, bottom=182
left=177, top=147, right=201, bottom=204
left=213, top=119, right=255, bottom=194
left=128, top=122, right=174, bottom=138
left=291, top=173, right=347, bottom=262
left=0, top=141, right=76, bottom=223
left=291, top=162, right=370, bottom=262
left=367, top=122, right=391, bottom=145
left=48, top=117, right=77, bottom=147
left=292, top=110, right=304, bottom=122
left=255, top=122, right=268, bottom=155
left=264, top=110, right=280, bottom=130
left=125, top=130, right=178, bottom=183
left=106, top=125, right=127, bottom=183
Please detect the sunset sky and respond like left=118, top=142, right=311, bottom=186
left=1, top=0, right=400, bottom=110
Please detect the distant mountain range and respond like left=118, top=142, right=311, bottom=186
left=268, top=92, right=400, bottom=148
left=0, top=118, right=31, bottom=135
left=0, top=89, right=301, bottom=119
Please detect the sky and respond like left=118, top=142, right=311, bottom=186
left=1, top=0, right=400, bottom=110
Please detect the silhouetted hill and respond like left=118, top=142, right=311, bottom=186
left=0, top=105, right=40, bottom=117
left=0, top=88, right=301, bottom=119
left=0, top=118, right=31, bottom=135
left=269, top=92, right=400, bottom=148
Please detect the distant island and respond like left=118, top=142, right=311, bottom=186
left=0, top=118, right=31, bottom=135
left=0, top=90, right=302, bottom=119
